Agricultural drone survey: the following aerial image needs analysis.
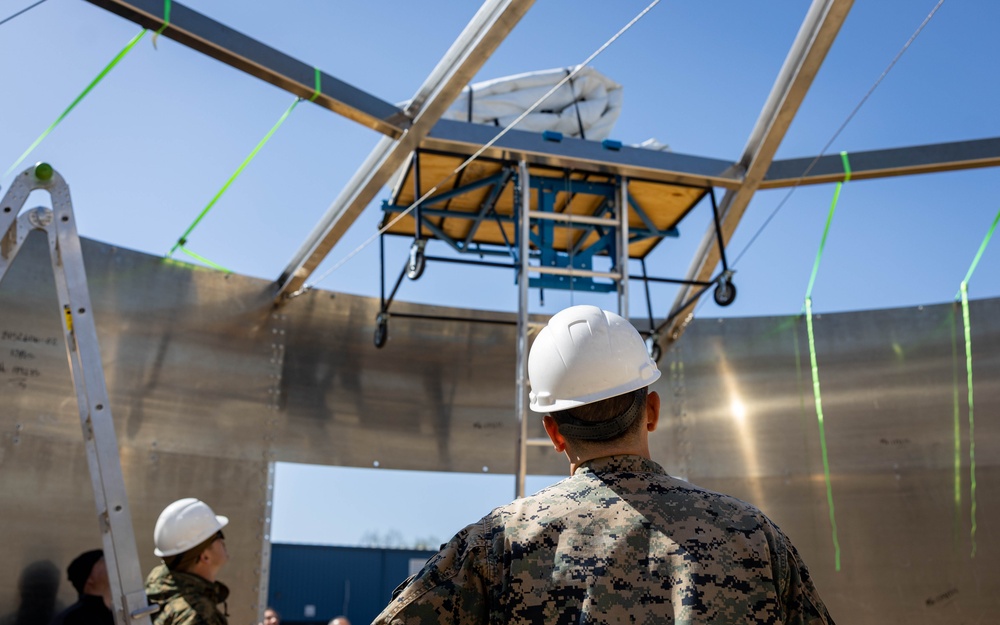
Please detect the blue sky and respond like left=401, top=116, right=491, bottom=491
left=3, top=0, right=1000, bottom=546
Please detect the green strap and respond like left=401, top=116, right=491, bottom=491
left=804, top=152, right=851, bottom=300
left=5, top=29, right=146, bottom=179
left=952, top=206, right=998, bottom=557
left=152, top=0, right=171, bottom=48
left=801, top=151, right=850, bottom=572
left=178, top=245, right=231, bottom=273
left=168, top=97, right=302, bottom=257
left=950, top=305, right=962, bottom=547
left=957, top=207, right=1000, bottom=293
left=960, top=283, right=977, bottom=557
left=805, top=297, right=841, bottom=570
left=310, top=67, right=322, bottom=102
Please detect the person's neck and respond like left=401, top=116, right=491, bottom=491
left=181, top=564, right=216, bottom=583
left=566, top=442, right=650, bottom=475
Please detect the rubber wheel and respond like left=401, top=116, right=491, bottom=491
left=406, top=246, right=425, bottom=280
left=373, top=317, right=388, bottom=349
left=648, top=340, right=662, bottom=364
left=713, top=280, right=737, bottom=307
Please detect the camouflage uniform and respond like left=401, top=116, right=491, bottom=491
left=374, top=455, right=834, bottom=625
left=145, top=564, right=229, bottom=625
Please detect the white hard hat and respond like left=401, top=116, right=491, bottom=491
left=153, top=498, right=229, bottom=557
left=528, top=305, right=660, bottom=413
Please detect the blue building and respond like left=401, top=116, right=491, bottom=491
left=268, top=544, right=436, bottom=625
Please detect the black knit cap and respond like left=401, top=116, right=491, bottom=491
left=67, top=550, right=103, bottom=595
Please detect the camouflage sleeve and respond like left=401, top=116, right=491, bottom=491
left=776, top=529, right=836, bottom=625
left=372, top=521, right=492, bottom=625
left=152, top=598, right=226, bottom=625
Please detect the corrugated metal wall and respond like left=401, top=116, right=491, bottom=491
left=268, top=544, right=435, bottom=625
left=3, top=236, right=999, bottom=624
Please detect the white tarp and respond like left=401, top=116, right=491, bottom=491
left=441, top=65, right=623, bottom=141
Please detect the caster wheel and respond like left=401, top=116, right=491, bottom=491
left=645, top=336, right=662, bottom=363
left=713, top=279, right=736, bottom=307
left=406, top=243, right=426, bottom=280
left=374, top=315, right=388, bottom=349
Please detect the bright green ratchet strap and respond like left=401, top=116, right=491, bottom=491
left=152, top=0, right=171, bottom=48
left=177, top=245, right=231, bottom=273
left=953, top=205, right=998, bottom=557
left=310, top=67, right=322, bottom=101
left=959, top=283, right=976, bottom=557
left=4, top=29, right=146, bottom=179
left=168, top=97, right=302, bottom=259
left=802, top=150, right=850, bottom=572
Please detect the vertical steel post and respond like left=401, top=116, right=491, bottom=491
left=0, top=166, right=154, bottom=625
left=515, top=160, right=531, bottom=499
left=255, top=461, right=276, bottom=624
left=618, top=177, right=630, bottom=319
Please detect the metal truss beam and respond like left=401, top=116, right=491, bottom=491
left=83, top=0, right=409, bottom=137
left=762, top=136, right=1000, bottom=188
left=661, top=0, right=854, bottom=347
left=276, top=0, right=535, bottom=298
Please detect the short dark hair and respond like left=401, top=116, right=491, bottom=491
left=556, top=387, right=648, bottom=444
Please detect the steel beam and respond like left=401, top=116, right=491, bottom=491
left=660, top=0, right=854, bottom=347
left=83, top=0, right=409, bottom=136
left=423, top=119, right=744, bottom=189
left=762, top=136, right=1000, bottom=188
left=276, top=0, right=535, bottom=298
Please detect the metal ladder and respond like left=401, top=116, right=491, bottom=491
left=512, top=160, right=631, bottom=498
left=0, top=165, right=156, bottom=625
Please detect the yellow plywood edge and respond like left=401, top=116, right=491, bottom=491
left=381, top=151, right=707, bottom=259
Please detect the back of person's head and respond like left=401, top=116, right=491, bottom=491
left=329, top=617, right=351, bottom=625
left=528, top=305, right=660, bottom=445
left=67, top=550, right=104, bottom=596
left=152, top=498, right=228, bottom=571
left=262, top=607, right=280, bottom=625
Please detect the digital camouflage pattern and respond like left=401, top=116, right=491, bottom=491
left=145, top=564, right=229, bottom=625
left=374, top=455, right=834, bottom=625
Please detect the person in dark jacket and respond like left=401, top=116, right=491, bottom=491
left=144, top=499, right=230, bottom=625
left=51, top=550, right=113, bottom=625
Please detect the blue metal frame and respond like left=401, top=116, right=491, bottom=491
left=374, top=156, right=736, bottom=343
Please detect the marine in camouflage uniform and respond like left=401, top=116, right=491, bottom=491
left=147, top=499, right=231, bottom=625
left=374, top=455, right=832, bottom=624
left=373, top=305, right=834, bottom=625
left=145, top=563, right=229, bottom=625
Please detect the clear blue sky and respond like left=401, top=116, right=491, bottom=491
left=3, top=0, right=999, bottom=547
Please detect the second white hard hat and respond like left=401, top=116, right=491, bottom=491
left=153, top=498, right=229, bottom=557
left=528, top=305, right=660, bottom=413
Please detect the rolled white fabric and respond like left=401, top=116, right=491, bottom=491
left=441, top=65, right=623, bottom=141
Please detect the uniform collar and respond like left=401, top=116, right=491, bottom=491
left=574, top=454, right=666, bottom=477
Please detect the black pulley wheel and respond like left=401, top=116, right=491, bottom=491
left=713, top=280, right=737, bottom=307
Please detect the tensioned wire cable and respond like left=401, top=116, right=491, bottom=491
left=293, top=0, right=662, bottom=297
left=802, top=151, right=850, bottom=572
left=0, top=0, right=49, bottom=29
left=673, top=0, right=947, bottom=324
left=726, top=0, right=947, bottom=271
left=954, top=204, right=1000, bottom=557
left=4, top=28, right=147, bottom=179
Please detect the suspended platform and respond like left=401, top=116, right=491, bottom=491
left=374, top=145, right=736, bottom=353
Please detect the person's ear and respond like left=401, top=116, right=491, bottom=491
left=645, top=391, right=660, bottom=432
left=542, top=415, right=567, bottom=452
